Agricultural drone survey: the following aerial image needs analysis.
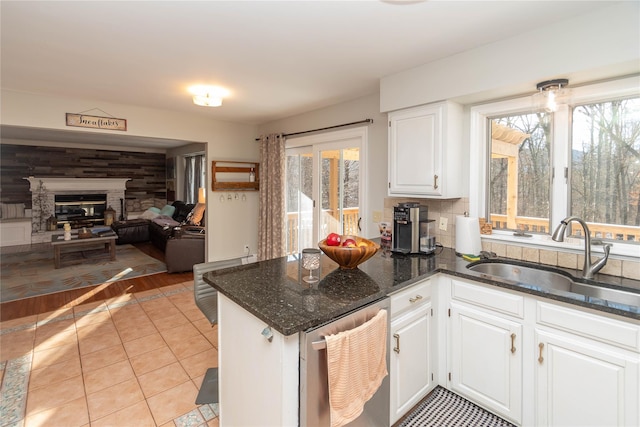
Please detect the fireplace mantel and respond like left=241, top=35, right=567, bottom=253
left=25, top=177, right=131, bottom=241
left=25, top=177, right=130, bottom=192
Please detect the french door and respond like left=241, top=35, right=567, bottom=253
left=285, top=128, right=367, bottom=255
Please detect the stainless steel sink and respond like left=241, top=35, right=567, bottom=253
left=467, top=261, right=640, bottom=308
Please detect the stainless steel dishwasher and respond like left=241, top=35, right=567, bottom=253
left=300, top=297, right=390, bottom=426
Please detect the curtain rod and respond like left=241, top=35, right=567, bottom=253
left=254, top=119, right=373, bottom=141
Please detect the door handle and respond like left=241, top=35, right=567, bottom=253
left=357, top=217, right=362, bottom=232
left=393, top=333, right=400, bottom=353
left=434, top=174, right=439, bottom=189
left=510, top=333, right=516, bottom=354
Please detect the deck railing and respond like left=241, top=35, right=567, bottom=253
left=286, top=208, right=359, bottom=255
left=490, top=214, right=639, bottom=242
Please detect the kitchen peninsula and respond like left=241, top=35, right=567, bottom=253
left=204, top=247, right=640, bottom=426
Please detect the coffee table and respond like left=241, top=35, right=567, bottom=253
left=51, top=232, right=118, bottom=269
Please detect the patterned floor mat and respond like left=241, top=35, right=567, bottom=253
left=399, top=386, right=515, bottom=427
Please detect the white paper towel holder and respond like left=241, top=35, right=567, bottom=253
left=455, top=213, right=482, bottom=256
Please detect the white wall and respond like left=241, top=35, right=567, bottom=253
left=1, top=89, right=260, bottom=262
left=380, top=1, right=640, bottom=112
left=258, top=92, right=388, bottom=239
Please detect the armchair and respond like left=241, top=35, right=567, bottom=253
left=165, top=227, right=205, bottom=273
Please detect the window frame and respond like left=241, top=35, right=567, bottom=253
left=469, top=75, right=640, bottom=259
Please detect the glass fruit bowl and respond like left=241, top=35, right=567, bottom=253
left=317, top=235, right=380, bottom=269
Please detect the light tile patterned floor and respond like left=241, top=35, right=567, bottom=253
left=0, top=281, right=220, bottom=427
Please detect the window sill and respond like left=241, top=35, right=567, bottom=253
left=481, top=231, right=640, bottom=262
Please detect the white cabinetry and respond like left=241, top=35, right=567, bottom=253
left=388, top=101, right=462, bottom=198
left=389, top=279, right=436, bottom=425
left=217, top=294, right=299, bottom=426
left=535, top=302, right=640, bottom=427
left=447, top=278, right=523, bottom=425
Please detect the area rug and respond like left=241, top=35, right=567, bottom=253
left=0, top=244, right=167, bottom=303
left=399, top=386, right=515, bottom=427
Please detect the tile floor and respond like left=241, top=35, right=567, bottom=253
left=0, top=281, right=220, bottom=427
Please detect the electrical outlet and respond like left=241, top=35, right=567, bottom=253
left=243, top=244, right=250, bottom=255
left=439, top=217, right=448, bottom=231
left=372, top=210, right=382, bottom=223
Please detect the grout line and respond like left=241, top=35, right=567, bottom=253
left=3, top=282, right=216, bottom=427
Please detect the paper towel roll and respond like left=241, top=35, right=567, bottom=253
left=455, top=216, right=482, bottom=256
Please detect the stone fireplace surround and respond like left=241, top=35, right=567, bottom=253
left=26, top=177, right=130, bottom=243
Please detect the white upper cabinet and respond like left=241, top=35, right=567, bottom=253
left=388, top=101, right=463, bottom=198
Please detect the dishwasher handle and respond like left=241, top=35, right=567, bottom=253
left=311, top=339, right=326, bottom=350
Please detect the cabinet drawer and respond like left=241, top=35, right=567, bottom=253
left=537, top=301, right=640, bottom=351
left=391, top=280, right=431, bottom=317
left=451, top=279, right=524, bottom=319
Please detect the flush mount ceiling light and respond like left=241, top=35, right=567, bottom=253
left=533, top=78, right=570, bottom=113
left=193, top=93, right=223, bottom=107
left=190, top=85, right=229, bottom=107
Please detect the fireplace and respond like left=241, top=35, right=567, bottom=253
left=55, top=194, right=107, bottom=229
left=25, top=177, right=130, bottom=239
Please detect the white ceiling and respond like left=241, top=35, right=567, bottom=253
left=0, top=1, right=619, bottom=130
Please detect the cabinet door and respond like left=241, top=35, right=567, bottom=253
left=390, top=303, right=434, bottom=425
left=536, top=329, right=639, bottom=427
left=449, top=302, right=522, bottom=425
left=388, top=104, right=442, bottom=196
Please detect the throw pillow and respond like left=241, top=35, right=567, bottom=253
left=0, top=203, right=25, bottom=219
left=140, top=209, right=160, bottom=220
left=187, top=203, right=206, bottom=226
left=160, top=204, right=176, bottom=217
left=148, top=207, right=161, bottom=214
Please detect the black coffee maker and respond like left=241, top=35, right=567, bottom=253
left=392, top=203, right=431, bottom=255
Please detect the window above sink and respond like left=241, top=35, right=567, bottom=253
left=469, top=76, right=640, bottom=259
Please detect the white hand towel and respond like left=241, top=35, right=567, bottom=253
left=325, top=309, right=388, bottom=427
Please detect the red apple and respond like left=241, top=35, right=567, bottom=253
left=326, top=233, right=341, bottom=246
left=342, top=238, right=357, bottom=247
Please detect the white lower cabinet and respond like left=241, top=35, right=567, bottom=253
left=446, top=277, right=640, bottom=427
left=448, top=288, right=523, bottom=425
left=535, top=302, right=640, bottom=427
left=389, top=279, right=435, bottom=425
left=449, top=303, right=523, bottom=424
left=218, top=294, right=299, bottom=426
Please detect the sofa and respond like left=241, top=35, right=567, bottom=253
left=111, top=200, right=206, bottom=273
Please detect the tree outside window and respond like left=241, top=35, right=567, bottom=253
left=570, top=97, right=640, bottom=240
left=489, top=113, right=551, bottom=233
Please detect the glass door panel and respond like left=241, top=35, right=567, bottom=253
left=285, top=148, right=313, bottom=255
left=285, top=128, right=366, bottom=255
left=319, top=147, right=360, bottom=238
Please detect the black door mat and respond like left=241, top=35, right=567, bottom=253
left=399, top=386, right=515, bottom=427
left=195, top=368, right=218, bottom=405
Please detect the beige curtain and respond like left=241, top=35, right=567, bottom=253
left=258, top=133, right=286, bottom=260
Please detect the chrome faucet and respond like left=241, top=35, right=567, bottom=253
left=551, top=216, right=611, bottom=279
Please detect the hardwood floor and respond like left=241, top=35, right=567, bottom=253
left=0, top=242, right=193, bottom=322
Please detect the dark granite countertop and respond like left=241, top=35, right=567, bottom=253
left=204, top=247, right=640, bottom=336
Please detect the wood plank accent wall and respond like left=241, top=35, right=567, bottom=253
left=0, top=144, right=167, bottom=206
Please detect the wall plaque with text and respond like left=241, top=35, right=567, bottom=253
left=66, top=113, right=127, bottom=131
